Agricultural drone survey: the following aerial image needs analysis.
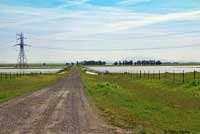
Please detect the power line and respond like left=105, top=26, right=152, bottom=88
left=130, top=30, right=200, bottom=39
left=1, top=30, right=200, bottom=46
left=27, top=30, right=200, bottom=42
left=31, top=43, right=200, bottom=51
left=1, top=30, right=200, bottom=52
left=27, top=30, right=200, bottom=51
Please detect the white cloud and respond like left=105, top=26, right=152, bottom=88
left=57, top=0, right=90, bottom=8
left=108, top=10, right=200, bottom=32
left=118, top=0, right=152, bottom=5
left=0, top=4, right=200, bottom=38
left=0, top=0, right=200, bottom=35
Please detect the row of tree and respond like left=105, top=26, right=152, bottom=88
left=135, top=60, right=162, bottom=65
left=114, top=60, right=162, bottom=65
left=74, top=60, right=162, bottom=65
left=77, top=61, right=106, bottom=65
left=113, top=60, right=133, bottom=65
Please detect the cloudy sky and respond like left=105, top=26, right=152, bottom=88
left=0, top=0, right=200, bottom=63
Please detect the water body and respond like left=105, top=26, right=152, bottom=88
left=0, top=69, right=62, bottom=74
left=87, top=66, right=200, bottom=74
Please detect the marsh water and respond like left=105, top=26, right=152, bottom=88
left=87, top=66, right=200, bottom=74
left=0, top=68, right=62, bottom=74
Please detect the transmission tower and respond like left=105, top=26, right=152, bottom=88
left=15, top=32, right=29, bottom=68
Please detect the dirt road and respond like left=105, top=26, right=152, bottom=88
left=0, top=67, right=128, bottom=134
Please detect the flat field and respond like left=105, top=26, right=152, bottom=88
left=80, top=68, right=200, bottom=134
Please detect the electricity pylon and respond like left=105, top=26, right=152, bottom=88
left=15, top=32, right=29, bottom=68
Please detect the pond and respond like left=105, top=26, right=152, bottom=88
left=0, top=68, right=62, bottom=74
left=86, top=66, right=200, bottom=74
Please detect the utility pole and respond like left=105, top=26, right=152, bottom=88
left=15, top=32, right=29, bottom=68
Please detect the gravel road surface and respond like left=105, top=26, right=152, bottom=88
left=0, top=67, right=130, bottom=134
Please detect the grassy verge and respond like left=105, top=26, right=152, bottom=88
left=0, top=67, right=71, bottom=103
left=80, top=68, right=200, bottom=134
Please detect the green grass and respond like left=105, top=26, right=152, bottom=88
left=80, top=68, right=200, bottom=134
left=0, top=67, right=71, bottom=103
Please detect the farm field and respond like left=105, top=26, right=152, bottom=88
left=80, top=67, right=200, bottom=134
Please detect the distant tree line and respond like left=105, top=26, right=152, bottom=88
left=113, top=60, right=162, bottom=65
left=135, top=60, right=162, bottom=65
left=113, top=60, right=133, bottom=65
left=77, top=61, right=106, bottom=65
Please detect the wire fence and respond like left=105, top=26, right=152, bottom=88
left=122, top=70, right=200, bottom=83
left=0, top=67, right=67, bottom=81
left=98, top=70, right=200, bottom=84
left=0, top=72, right=47, bottom=80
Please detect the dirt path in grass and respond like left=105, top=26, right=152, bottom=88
left=0, top=67, right=130, bottom=134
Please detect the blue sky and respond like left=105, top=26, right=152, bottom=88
left=0, top=0, right=200, bottom=63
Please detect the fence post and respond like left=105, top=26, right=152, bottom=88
left=1, top=73, right=2, bottom=80
left=153, top=71, right=154, bottom=79
left=5, top=73, right=7, bottom=80
left=159, top=70, right=160, bottom=80
left=182, top=70, right=185, bottom=83
left=101, top=73, right=104, bottom=82
left=132, top=71, right=134, bottom=79
left=140, top=70, right=142, bottom=79
left=144, top=71, right=145, bottom=79
left=10, top=72, right=11, bottom=80
left=148, top=71, right=150, bottom=79
left=194, top=70, right=196, bottom=80
left=173, top=71, right=175, bottom=82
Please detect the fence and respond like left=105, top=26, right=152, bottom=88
left=96, top=70, right=200, bottom=84
left=121, top=70, right=199, bottom=83
left=0, top=72, right=45, bottom=80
